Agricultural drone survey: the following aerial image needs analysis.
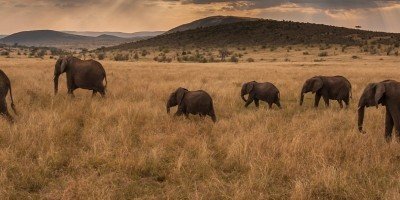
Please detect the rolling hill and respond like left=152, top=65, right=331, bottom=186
left=0, top=30, right=147, bottom=49
left=108, top=18, right=400, bottom=50
left=0, top=35, right=6, bottom=39
left=164, top=15, right=258, bottom=35
left=64, top=31, right=165, bottom=38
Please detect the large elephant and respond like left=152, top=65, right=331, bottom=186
left=0, top=69, right=17, bottom=122
left=300, top=76, right=352, bottom=108
left=54, top=56, right=107, bottom=97
left=358, top=80, right=400, bottom=141
left=241, top=81, right=281, bottom=109
left=166, top=87, right=217, bottom=123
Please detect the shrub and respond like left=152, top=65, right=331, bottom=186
left=230, top=56, right=239, bottom=63
left=1, top=51, right=9, bottom=56
left=303, top=51, right=309, bottom=55
left=247, top=58, right=255, bottom=62
left=133, top=53, right=139, bottom=60
left=352, top=55, right=360, bottom=59
left=97, top=53, right=105, bottom=60
left=114, top=53, right=129, bottom=61
left=318, top=51, right=328, bottom=57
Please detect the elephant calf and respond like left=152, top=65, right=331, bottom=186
left=167, top=87, right=217, bottom=123
left=300, top=76, right=352, bottom=108
left=54, top=56, right=107, bottom=97
left=0, top=69, right=17, bottom=122
left=241, top=81, right=281, bottom=109
left=358, top=80, right=400, bottom=141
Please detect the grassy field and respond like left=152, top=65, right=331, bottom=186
left=0, top=54, right=400, bottom=199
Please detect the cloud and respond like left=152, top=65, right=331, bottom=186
left=174, top=0, right=400, bottom=10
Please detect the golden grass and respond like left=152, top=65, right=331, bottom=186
left=0, top=54, right=400, bottom=199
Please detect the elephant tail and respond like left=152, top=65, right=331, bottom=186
left=8, top=81, right=17, bottom=115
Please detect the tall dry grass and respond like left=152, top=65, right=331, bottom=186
left=0, top=56, right=399, bottom=199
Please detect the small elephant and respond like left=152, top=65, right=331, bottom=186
left=54, top=56, right=107, bottom=97
left=0, top=69, right=17, bottom=122
left=166, top=87, right=217, bottom=123
left=241, top=81, right=281, bottom=109
left=300, top=76, right=352, bottom=108
left=358, top=80, right=400, bottom=141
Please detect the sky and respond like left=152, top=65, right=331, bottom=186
left=0, top=0, right=399, bottom=34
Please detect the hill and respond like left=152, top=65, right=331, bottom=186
left=0, top=35, right=6, bottom=39
left=64, top=31, right=165, bottom=38
left=108, top=19, right=400, bottom=50
left=164, top=15, right=258, bottom=35
left=0, top=30, right=145, bottom=49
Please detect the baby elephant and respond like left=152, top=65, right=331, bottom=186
left=300, top=76, right=352, bottom=108
left=241, top=81, right=282, bottom=109
left=0, top=69, right=17, bottom=122
left=166, top=87, right=217, bottom=123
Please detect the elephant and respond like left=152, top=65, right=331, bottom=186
left=358, top=80, right=400, bottom=141
left=166, top=87, right=217, bottom=122
left=300, top=76, right=352, bottom=108
left=54, top=56, right=107, bottom=97
left=241, top=81, right=282, bottom=109
left=0, top=69, right=17, bottom=122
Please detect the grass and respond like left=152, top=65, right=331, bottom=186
left=0, top=54, right=400, bottom=199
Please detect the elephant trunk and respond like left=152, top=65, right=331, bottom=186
left=358, top=106, right=366, bottom=133
left=166, top=102, right=171, bottom=114
left=300, top=89, right=305, bottom=106
left=54, top=75, right=59, bottom=95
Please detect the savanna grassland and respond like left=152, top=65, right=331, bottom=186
left=0, top=50, right=400, bottom=199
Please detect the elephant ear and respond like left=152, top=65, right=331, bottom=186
left=176, top=88, right=188, bottom=105
left=311, top=78, right=323, bottom=93
left=246, top=82, right=255, bottom=93
left=60, top=57, right=68, bottom=73
left=374, top=83, right=385, bottom=107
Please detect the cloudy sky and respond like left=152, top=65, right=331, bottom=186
left=0, top=0, right=399, bottom=34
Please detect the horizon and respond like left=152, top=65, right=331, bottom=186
left=1, top=1, right=400, bottom=35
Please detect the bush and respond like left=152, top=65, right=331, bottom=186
left=352, top=55, right=360, bottom=59
left=230, top=56, right=239, bottom=63
left=318, top=51, right=328, bottom=57
left=246, top=58, right=255, bottom=62
left=114, top=53, right=129, bottom=61
left=97, top=53, right=105, bottom=60
left=133, top=53, right=139, bottom=60
left=1, top=51, right=9, bottom=56
left=303, top=51, right=309, bottom=55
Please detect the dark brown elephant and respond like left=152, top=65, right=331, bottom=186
left=54, top=56, right=107, bottom=97
left=300, top=76, right=352, bottom=108
left=0, top=69, right=17, bottom=122
left=166, top=87, right=217, bottom=123
left=241, top=81, right=281, bottom=109
left=358, top=80, right=400, bottom=141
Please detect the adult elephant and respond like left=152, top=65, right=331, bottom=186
left=300, top=76, right=352, bottom=108
left=358, top=80, right=400, bottom=141
left=166, top=87, right=217, bottom=123
left=241, top=81, right=281, bottom=109
left=0, top=69, right=17, bottom=122
left=54, top=56, right=107, bottom=97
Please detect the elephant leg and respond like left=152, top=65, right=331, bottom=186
left=344, top=98, right=350, bottom=109
left=67, top=89, right=75, bottom=98
left=0, top=98, right=13, bottom=122
left=314, top=94, right=321, bottom=108
left=323, top=96, right=330, bottom=107
left=385, top=109, right=394, bottom=142
left=338, top=100, right=344, bottom=109
left=275, top=100, right=282, bottom=109
left=268, top=102, right=273, bottom=109
left=92, top=90, right=98, bottom=97
left=245, top=95, right=254, bottom=108
left=390, top=106, right=400, bottom=140
left=254, top=99, right=260, bottom=108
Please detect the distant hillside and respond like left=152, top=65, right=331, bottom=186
left=164, top=16, right=258, bottom=35
left=0, top=35, right=6, bottom=39
left=109, top=19, right=400, bottom=50
left=0, top=30, right=146, bottom=49
left=64, top=31, right=165, bottom=38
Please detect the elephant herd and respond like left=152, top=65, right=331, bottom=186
left=0, top=56, right=399, bottom=141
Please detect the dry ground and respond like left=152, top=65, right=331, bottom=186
left=0, top=54, right=399, bottom=199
